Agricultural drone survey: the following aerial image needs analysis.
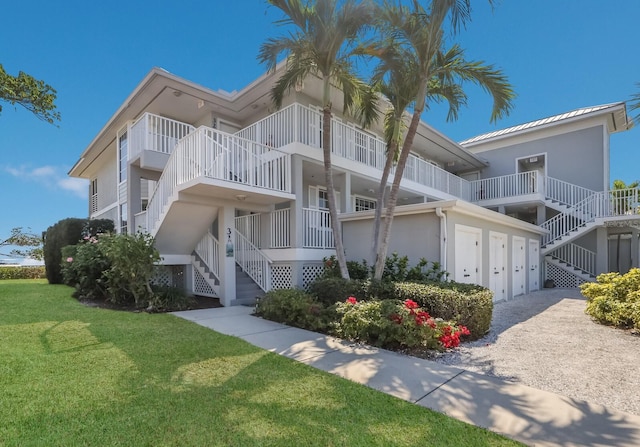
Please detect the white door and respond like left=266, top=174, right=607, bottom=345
left=309, top=105, right=322, bottom=148
left=512, top=236, right=526, bottom=297
left=528, top=239, right=540, bottom=292
left=455, top=225, right=481, bottom=285
left=489, top=232, right=507, bottom=302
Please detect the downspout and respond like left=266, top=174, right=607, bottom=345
left=435, top=207, right=447, bottom=272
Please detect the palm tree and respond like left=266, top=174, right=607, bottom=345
left=371, top=0, right=515, bottom=279
left=258, top=0, right=375, bottom=279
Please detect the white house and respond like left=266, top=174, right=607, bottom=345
left=69, top=67, right=637, bottom=306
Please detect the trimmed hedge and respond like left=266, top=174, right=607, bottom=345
left=0, top=266, right=46, bottom=280
left=308, top=277, right=366, bottom=306
left=391, top=282, right=493, bottom=339
left=256, top=289, right=333, bottom=331
left=43, top=218, right=113, bottom=284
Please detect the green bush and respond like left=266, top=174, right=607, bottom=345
left=391, top=282, right=493, bottom=339
left=308, top=277, right=366, bottom=306
left=581, top=268, right=640, bottom=329
left=256, top=289, right=331, bottom=331
left=321, top=256, right=370, bottom=280
left=61, top=241, right=110, bottom=301
left=333, top=297, right=470, bottom=350
left=0, top=266, right=46, bottom=280
left=149, top=285, right=195, bottom=312
left=43, top=218, right=113, bottom=284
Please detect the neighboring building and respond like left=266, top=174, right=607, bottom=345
left=69, top=67, right=638, bottom=306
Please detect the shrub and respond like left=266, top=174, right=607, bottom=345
left=333, top=297, right=470, bottom=351
left=391, top=282, right=493, bottom=339
left=61, top=239, right=110, bottom=301
left=308, top=277, right=366, bottom=306
left=383, top=253, right=449, bottom=282
left=0, top=266, right=46, bottom=280
left=256, top=289, right=330, bottom=331
left=43, top=218, right=113, bottom=284
left=581, top=268, right=640, bottom=329
left=149, top=285, right=195, bottom=312
left=321, top=255, right=369, bottom=280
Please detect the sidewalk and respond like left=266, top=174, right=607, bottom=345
left=173, top=306, right=640, bottom=447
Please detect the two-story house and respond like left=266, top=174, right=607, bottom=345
left=69, top=67, right=637, bottom=306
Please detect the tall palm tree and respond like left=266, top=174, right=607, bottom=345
left=258, top=0, right=375, bottom=279
left=372, top=0, right=515, bottom=279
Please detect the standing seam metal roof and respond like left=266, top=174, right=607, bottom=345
left=459, top=102, right=625, bottom=146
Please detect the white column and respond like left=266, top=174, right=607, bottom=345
left=217, top=205, right=237, bottom=307
left=595, top=227, right=608, bottom=275
left=291, top=155, right=304, bottom=248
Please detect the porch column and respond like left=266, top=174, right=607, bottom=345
left=536, top=204, right=546, bottom=225
left=291, top=155, right=304, bottom=248
left=336, top=171, right=352, bottom=213
left=595, top=227, right=608, bottom=275
left=218, top=205, right=237, bottom=307
left=127, top=165, right=142, bottom=234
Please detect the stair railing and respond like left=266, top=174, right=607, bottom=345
left=234, top=231, right=272, bottom=292
left=547, top=243, right=596, bottom=276
left=545, top=177, right=596, bottom=207
left=195, top=231, right=220, bottom=280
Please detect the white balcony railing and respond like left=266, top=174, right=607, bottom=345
left=469, top=171, right=538, bottom=202
left=547, top=243, right=596, bottom=276
left=542, top=187, right=640, bottom=245
left=236, top=103, right=471, bottom=201
left=235, top=214, right=261, bottom=248
left=129, top=113, right=195, bottom=160
left=545, top=177, right=596, bottom=207
left=195, top=231, right=220, bottom=280
left=146, top=126, right=291, bottom=235
left=303, top=208, right=334, bottom=249
left=270, top=208, right=291, bottom=248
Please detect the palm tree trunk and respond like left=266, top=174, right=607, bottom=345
left=370, top=140, right=397, bottom=265
left=321, top=80, right=349, bottom=279
left=373, top=111, right=422, bottom=280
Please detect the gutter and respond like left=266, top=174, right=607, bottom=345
left=435, top=207, right=447, bottom=272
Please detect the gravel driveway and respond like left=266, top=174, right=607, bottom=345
left=431, top=289, right=640, bottom=416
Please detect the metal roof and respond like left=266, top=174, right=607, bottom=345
left=459, top=102, right=629, bottom=146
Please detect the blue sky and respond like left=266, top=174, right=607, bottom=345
left=1, top=0, right=639, bottom=260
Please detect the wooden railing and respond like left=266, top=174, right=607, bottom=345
left=236, top=103, right=470, bottom=200
left=547, top=243, right=596, bottom=276
left=270, top=208, right=291, bottom=248
left=146, top=126, right=291, bottom=235
left=469, top=171, right=538, bottom=202
left=303, top=208, right=334, bottom=249
left=129, top=113, right=195, bottom=160
left=542, top=188, right=640, bottom=246
left=545, top=177, right=596, bottom=207
left=195, top=232, right=220, bottom=280
left=235, top=230, right=271, bottom=292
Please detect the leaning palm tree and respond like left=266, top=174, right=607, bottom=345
left=372, top=0, right=515, bottom=279
left=258, top=0, right=375, bottom=279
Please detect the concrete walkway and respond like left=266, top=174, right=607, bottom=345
left=173, top=306, right=640, bottom=447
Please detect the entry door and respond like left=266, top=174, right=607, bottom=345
left=455, top=225, right=481, bottom=285
left=489, top=232, right=507, bottom=302
left=528, top=239, right=540, bottom=292
left=512, top=236, right=526, bottom=297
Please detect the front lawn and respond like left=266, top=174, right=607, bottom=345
left=0, top=280, right=521, bottom=446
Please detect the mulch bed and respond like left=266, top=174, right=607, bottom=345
left=79, top=295, right=222, bottom=312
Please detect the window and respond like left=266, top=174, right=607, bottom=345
left=90, top=179, right=98, bottom=214
left=120, top=203, right=128, bottom=234
left=119, top=131, right=128, bottom=182
left=354, top=196, right=376, bottom=212
left=318, top=188, right=329, bottom=210
left=309, top=185, right=340, bottom=212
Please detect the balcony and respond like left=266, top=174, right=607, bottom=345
left=129, top=113, right=195, bottom=169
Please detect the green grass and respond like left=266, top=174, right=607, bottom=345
left=0, top=280, right=522, bottom=446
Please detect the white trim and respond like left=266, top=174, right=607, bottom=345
left=514, top=152, right=547, bottom=178
left=602, top=124, right=609, bottom=191
left=91, top=201, right=118, bottom=219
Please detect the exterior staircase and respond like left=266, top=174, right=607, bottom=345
left=235, top=265, right=265, bottom=305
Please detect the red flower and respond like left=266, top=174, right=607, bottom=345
left=390, top=314, right=403, bottom=324
left=459, top=326, right=471, bottom=336
left=404, top=299, right=418, bottom=310
left=414, top=310, right=431, bottom=326
left=427, top=319, right=437, bottom=329
left=442, top=325, right=453, bottom=336
left=346, top=296, right=357, bottom=305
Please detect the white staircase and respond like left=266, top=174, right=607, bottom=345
left=191, top=231, right=220, bottom=297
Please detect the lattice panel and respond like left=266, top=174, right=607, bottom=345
left=171, top=265, right=185, bottom=289
left=151, top=266, right=172, bottom=287
left=545, top=262, right=587, bottom=289
left=271, top=264, right=292, bottom=290
left=193, top=267, right=217, bottom=297
left=303, top=263, right=324, bottom=290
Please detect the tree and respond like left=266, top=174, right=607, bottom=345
left=0, top=64, right=60, bottom=124
left=0, top=227, right=43, bottom=260
left=371, top=0, right=515, bottom=279
left=258, top=0, right=376, bottom=279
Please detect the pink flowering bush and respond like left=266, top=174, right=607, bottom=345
left=334, top=297, right=470, bottom=351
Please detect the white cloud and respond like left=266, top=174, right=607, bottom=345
left=3, top=165, right=88, bottom=199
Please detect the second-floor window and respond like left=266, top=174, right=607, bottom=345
left=119, top=131, right=128, bottom=182
left=354, top=196, right=376, bottom=212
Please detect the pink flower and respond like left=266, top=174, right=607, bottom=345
left=66, top=257, right=73, bottom=263
left=346, top=296, right=357, bottom=305
left=403, top=299, right=418, bottom=310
